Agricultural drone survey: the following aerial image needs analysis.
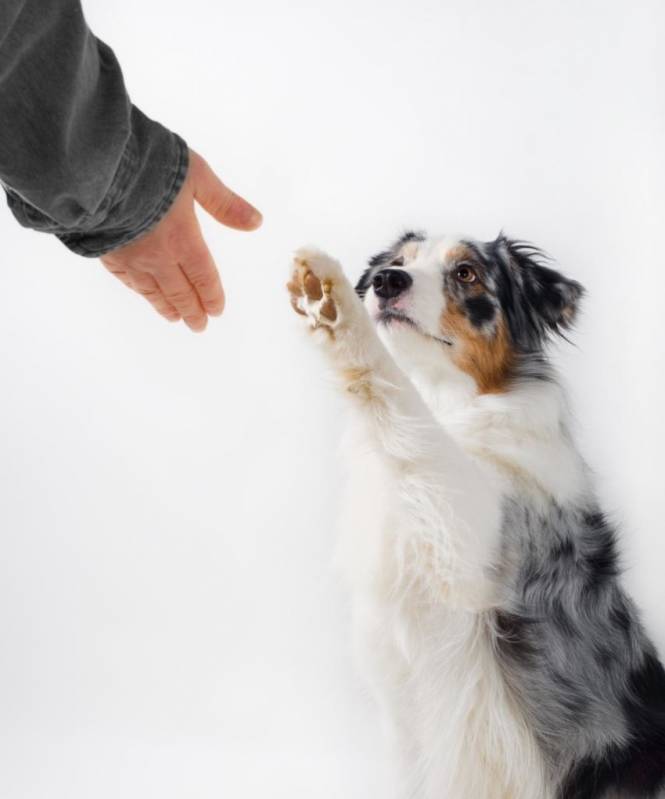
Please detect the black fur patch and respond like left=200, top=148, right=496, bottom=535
left=581, top=513, right=621, bottom=592
left=560, top=651, right=665, bottom=797
left=464, top=295, right=495, bottom=327
left=354, top=267, right=374, bottom=299
left=484, top=235, right=585, bottom=354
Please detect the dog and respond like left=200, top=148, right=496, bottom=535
left=286, top=232, right=665, bottom=799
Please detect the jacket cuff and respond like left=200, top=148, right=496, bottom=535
left=5, top=108, right=189, bottom=258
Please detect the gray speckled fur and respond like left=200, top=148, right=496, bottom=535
left=493, top=489, right=663, bottom=795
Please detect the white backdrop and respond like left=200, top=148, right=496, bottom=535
left=1, top=1, right=664, bottom=797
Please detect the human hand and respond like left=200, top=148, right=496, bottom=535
left=100, top=149, right=262, bottom=332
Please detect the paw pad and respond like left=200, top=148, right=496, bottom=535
left=287, top=252, right=340, bottom=329
left=303, top=272, right=323, bottom=301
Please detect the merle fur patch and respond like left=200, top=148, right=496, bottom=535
left=495, top=498, right=665, bottom=796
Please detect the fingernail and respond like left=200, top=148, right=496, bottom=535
left=248, top=208, right=263, bottom=229
left=186, top=317, right=207, bottom=333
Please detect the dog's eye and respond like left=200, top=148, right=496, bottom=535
left=455, top=264, right=477, bottom=284
left=391, top=256, right=405, bottom=267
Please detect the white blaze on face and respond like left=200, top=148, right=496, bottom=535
left=363, top=236, right=465, bottom=339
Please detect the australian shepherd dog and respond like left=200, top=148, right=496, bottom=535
left=287, top=232, right=665, bottom=799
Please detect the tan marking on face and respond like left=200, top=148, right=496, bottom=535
left=445, top=244, right=477, bottom=265
left=441, top=300, right=514, bottom=394
left=444, top=245, right=486, bottom=294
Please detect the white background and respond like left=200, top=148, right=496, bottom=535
left=1, top=1, right=664, bottom=797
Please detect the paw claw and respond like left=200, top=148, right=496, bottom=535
left=290, top=295, right=307, bottom=316
left=286, top=279, right=303, bottom=297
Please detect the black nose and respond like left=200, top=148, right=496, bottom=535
left=372, top=269, right=413, bottom=300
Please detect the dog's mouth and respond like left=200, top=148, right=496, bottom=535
left=377, top=308, right=453, bottom=347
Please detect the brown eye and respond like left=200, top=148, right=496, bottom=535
left=391, top=256, right=405, bottom=267
left=456, top=264, right=477, bottom=283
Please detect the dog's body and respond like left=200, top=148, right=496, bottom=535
left=287, top=233, right=665, bottom=799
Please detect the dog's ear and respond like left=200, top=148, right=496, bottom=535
left=521, top=256, right=584, bottom=333
left=497, top=235, right=584, bottom=348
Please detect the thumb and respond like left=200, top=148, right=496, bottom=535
left=190, top=150, right=263, bottom=231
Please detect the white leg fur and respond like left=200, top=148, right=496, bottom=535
left=290, top=248, right=502, bottom=607
left=288, top=249, right=551, bottom=798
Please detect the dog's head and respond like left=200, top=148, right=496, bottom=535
left=356, top=232, right=584, bottom=393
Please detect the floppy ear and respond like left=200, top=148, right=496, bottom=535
left=500, top=237, right=584, bottom=344
left=521, top=259, right=584, bottom=332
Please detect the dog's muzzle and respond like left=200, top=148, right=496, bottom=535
left=372, top=269, right=413, bottom=301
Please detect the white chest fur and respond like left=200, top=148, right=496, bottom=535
left=335, top=426, right=552, bottom=799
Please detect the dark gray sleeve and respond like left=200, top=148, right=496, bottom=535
left=0, top=0, right=189, bottom=257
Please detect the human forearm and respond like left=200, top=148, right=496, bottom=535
left=0, top=0, right=187, bottom=256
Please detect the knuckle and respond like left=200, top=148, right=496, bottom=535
left=135, top=286, right=160, bottom=300
left=129, top=254, right=162, bottom=273
left=188, top=270, right=214, bottom=291
left=211, top=192, right=235, bottom=221
left=166, top=288, right=196, bottom=307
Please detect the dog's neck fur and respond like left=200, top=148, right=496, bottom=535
left=397, top=352, right=590, bottom=508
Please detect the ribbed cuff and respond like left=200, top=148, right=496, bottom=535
left=58, top=119, right=189, bottom=258
left=4, top=108, right=190, bottom=259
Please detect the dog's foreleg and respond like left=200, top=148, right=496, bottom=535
left=287, top=248, right=502, bottom=608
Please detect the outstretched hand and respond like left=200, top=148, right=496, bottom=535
left=100, top=149, right=262, bottom=331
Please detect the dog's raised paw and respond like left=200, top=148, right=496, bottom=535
left=287, top=248, right=344, bottom=330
